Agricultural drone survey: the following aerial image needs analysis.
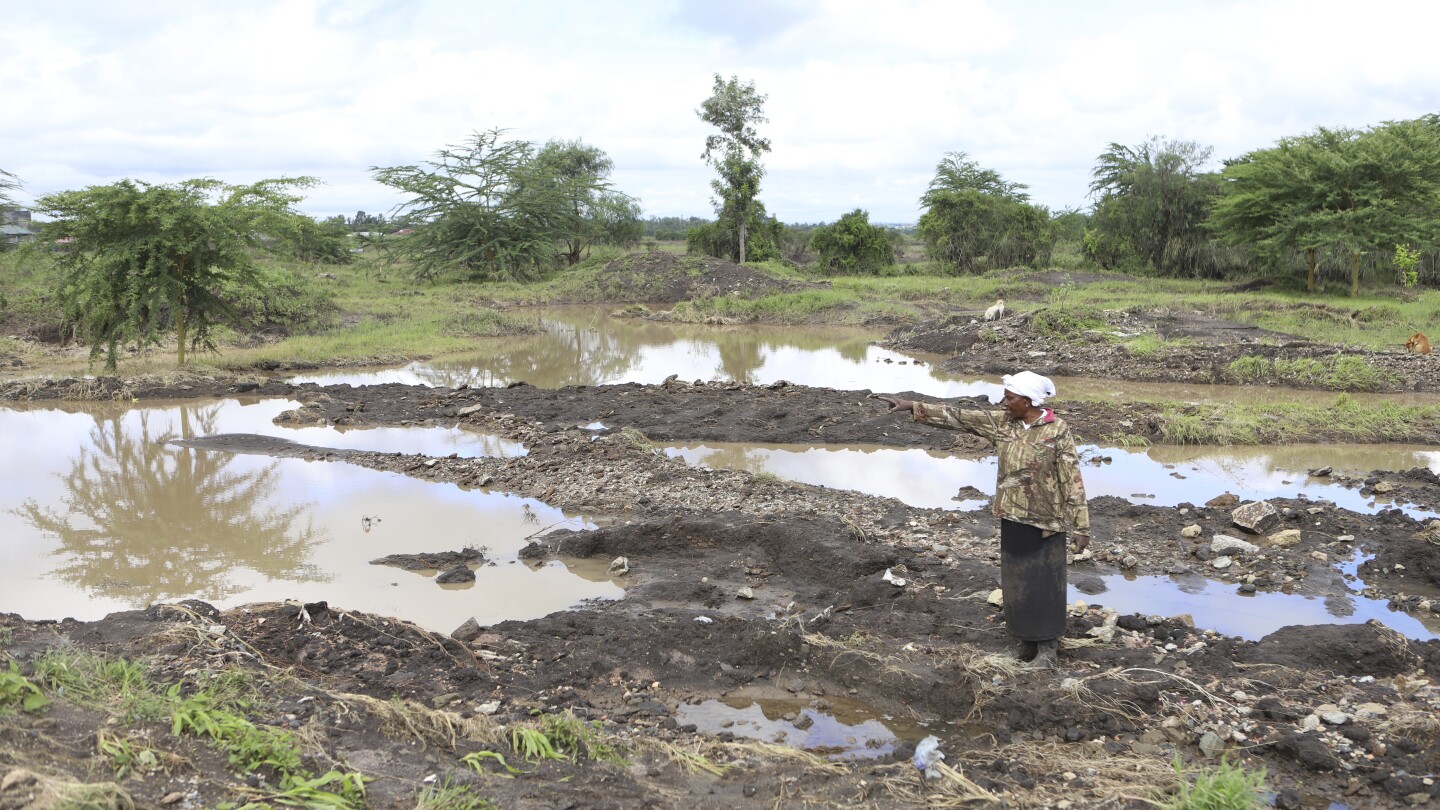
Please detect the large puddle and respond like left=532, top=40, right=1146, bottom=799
left=286, top=308, right=1440, bottom=410
left=0, top=401, right=617, bottom=632
left=664, top=441, right=1440, bottom=518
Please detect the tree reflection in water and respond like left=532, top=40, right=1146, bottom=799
left=404, top=311, right=879, bottom=390
left=14, top=403, right=326, bottom=607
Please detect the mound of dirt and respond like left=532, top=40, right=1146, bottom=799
left=884, top=307, right=1437, bottom=393
left=578, top=251, right=828, bottom=305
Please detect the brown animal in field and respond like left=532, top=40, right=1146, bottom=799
left=1407, top=332, right=1432, bottom=354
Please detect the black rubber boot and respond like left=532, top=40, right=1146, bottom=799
left=1030, top=639, right=1058, bottom=668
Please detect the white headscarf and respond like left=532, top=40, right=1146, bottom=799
left=1002, top=371, right=1056, bottom=407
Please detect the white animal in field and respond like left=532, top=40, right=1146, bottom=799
left=983, top=298, right=1006, bottom=321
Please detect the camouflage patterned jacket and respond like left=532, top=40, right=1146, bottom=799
left=912, top=403, right=1090, bottom=534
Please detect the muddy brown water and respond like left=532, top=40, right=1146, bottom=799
left=0, top=399, right=617, bottom=630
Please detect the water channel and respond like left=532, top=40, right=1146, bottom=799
left=6, top=308, right=1438, bottom=639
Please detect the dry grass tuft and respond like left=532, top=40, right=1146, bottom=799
left=0, top=768, right=136, bottom=810
left=881, top=760, right=998, bottom=807
left=333, top=692, right=502, bottom=750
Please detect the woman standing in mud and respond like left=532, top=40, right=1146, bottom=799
left=875, top=371, right=1090, bottom=668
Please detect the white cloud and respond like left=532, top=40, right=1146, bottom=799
left=4, top=0, right=1440, bottom=222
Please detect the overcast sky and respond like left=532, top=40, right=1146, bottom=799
left=5, top=1, right=1439, bottom=225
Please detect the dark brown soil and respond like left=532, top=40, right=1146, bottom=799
left=885, top=308, right=1439, bottom=393
left=4, top=372, right=1440, bottom=807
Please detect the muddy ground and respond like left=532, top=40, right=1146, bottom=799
left=4, top=298, right=1440, bottom=807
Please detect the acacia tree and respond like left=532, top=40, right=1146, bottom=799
left=1087, top=137, right=1224, bottom=277
left=697, top=74, right=771, bottom=264
left=374, top=130, right=639, bottom=279
left=922, top=152, right=1029, bottom=204
left=1307, top=120, right=1440, bottom=296
left=1209, top=132, right=1333, bottom=291
left=918, top=153, right=1050, bottom=272
left=528, top=139, right=643, bottom=266
left=1210, top=120, right=1440, bottom=295
left=36, top=177, right=317, bottom=369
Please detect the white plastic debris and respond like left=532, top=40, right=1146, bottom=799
left=694, top=616, right=714, bottom=624
left=607, top=556, right=630, bottom=575
left=882, top=568, right=907, bottom=587
left=913, top=735, right=944, bottom=779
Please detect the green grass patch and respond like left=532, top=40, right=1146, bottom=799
left=1225, top=354, right=1399, bottom=391
left=29, top=650, right=367, bottom=809
left=1156, top=755, right=1266, bottom=809
left=1148, top=394, right=1434, bottom=445
left=1028, top=305, right=1110, bottom=339
left=416, top=779, right=500, bottom=810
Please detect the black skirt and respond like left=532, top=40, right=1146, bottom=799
left=1000, top=519, right=1068, bottom=641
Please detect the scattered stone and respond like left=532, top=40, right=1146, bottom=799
left=1211, top=556, right=1233, bottom=570
left=1372, top=481, right=1395, bottom=494
left=457, top=405, right=483, bottom=417
left=1206, top=493, right=1240, bottom=508
left=1266, top=529, right=1303, bottom=548
left=1231, top=501, right=1280, bottom=534
left=452, top=618, right=481, bottom=641
left=1198, top=730, right=1225, bottom=759
left=1211, top=534, right=1259, bottom=555
left=476, top=700, right=501, bottom=716
left=1309, top=466, right=1332, bottom=477
left=1180, top=524, right=1202, bottom=539
left=736, top=587, right=755, bottom=600
left=987, top=589, right=1004, bottom=606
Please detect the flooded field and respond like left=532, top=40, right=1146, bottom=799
left=7, top=311, right=1440, bottom=642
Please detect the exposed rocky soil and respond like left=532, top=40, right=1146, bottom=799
left=884, top=308, right=1439, bottom=393
left=4, top=295, right=1440, bottom=807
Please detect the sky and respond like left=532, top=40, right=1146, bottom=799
left=5, top=0, right=1440, bottom=225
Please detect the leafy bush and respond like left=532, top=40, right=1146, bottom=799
left=1028, top=306, right=1107, bottom=339
left=809, top=209, right=895, bottom=275
left=225, top=263, right=338, bottom=336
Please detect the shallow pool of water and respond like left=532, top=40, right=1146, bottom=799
left=284, top=308, right=1440, bottom=410
left=663, top=441, right=1440, bottom=519
left=1076, top=574, right=1439, bottom=641
left=0, top=401, right=611, bottom=632
left=674, top=696, right=930, bottom=759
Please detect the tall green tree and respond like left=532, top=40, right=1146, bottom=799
left=1210, top=120, right=1440, bottom=295
left=1087, top=137, right=1224, bottom=277
left=697, top=74, right=771, bottom=264
left=809, top=209, right=895, bottom=275
left=35, top=177, right=317, bottom=369
left=374, top=130, right=639, bottom=280
left=529, top=139, right=643, bottom=265
left=917, top=153, right=1049, bottom=272
left=922, top=152, right=1029, bottom=205
left=1307, top=119, right=1440, bottom=296
left=373, top=130, right=559, bottom=281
